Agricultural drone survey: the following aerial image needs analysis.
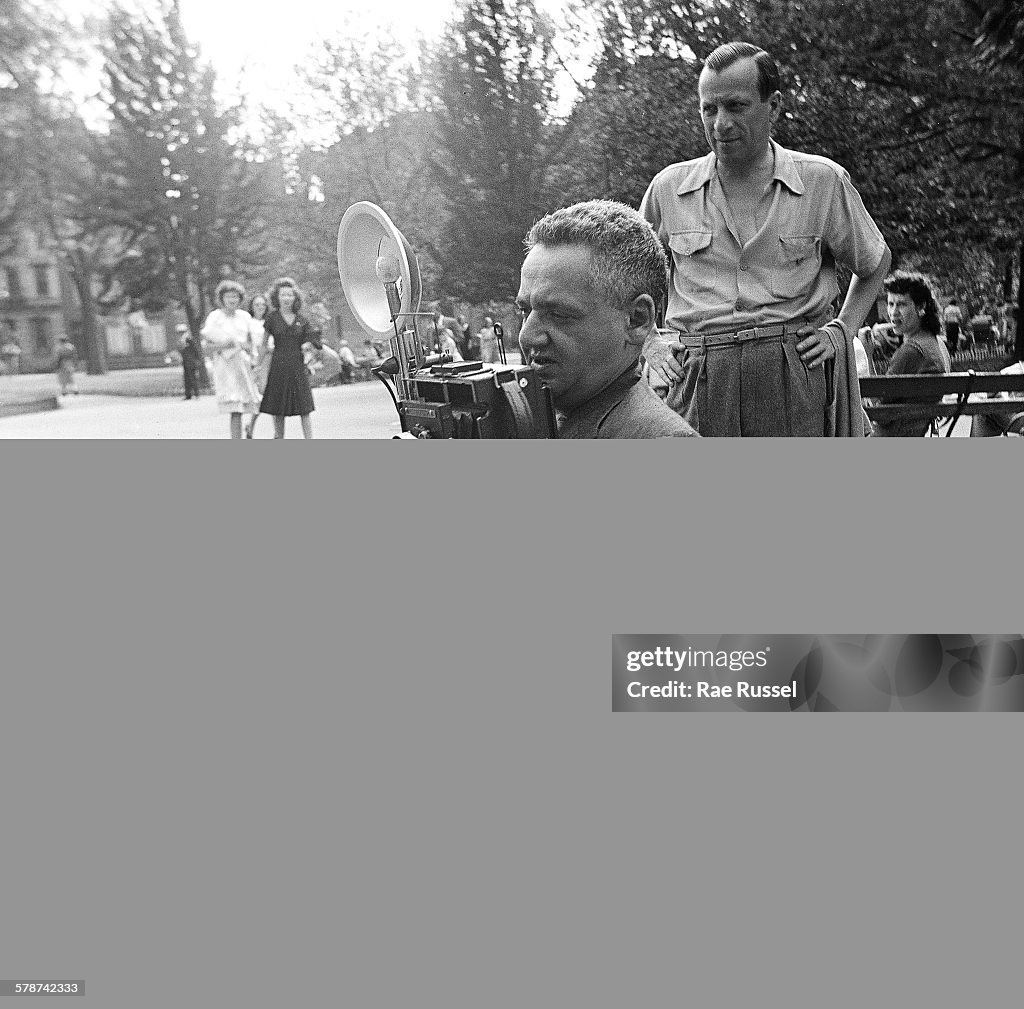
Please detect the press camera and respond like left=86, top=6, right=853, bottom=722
left=337, top=202, right=556, bottom=438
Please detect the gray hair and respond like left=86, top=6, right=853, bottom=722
left=524, top=200, right=668, bottom=310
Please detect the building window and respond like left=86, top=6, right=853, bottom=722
left=3, top=267, right=21, bottom=300
left=31, top=316, right=52, bottom=355
left=32, top=264, right=51, bottom=298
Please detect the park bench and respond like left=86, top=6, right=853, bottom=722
left=860, top=371, right=1024, bottom=436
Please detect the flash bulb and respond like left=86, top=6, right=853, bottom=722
left=375, top=254, right=402, bottom=285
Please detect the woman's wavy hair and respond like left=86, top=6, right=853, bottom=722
left=269, top=277, right=303, bottom=312
left=884, top=271, right=942, bottom=336
left=248, top=293, right=269, bottom=319
left=215, top=279, right=246, bottom=306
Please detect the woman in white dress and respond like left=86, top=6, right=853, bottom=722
left=201, top=280, right=262, bottom=439
left=245, top=293, right=271, bottom=439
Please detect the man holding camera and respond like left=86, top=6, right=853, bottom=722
left=517, top=200, right=698, bottom=438
left=640, top=41, right=891, bottom=436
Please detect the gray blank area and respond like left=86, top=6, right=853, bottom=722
left=1, top=441, right=1019, bottom=1007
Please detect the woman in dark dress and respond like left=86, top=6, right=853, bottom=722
left=259, top=277, right=323, bottom=439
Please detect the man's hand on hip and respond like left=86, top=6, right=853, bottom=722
left=796, top=323, right=838, bottom=370
left=643, top=330, right=685, bottom=384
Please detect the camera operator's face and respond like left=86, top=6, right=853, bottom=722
left=517, top=244, right=639, bottom=410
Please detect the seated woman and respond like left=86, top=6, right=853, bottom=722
left=867, top=271, right=951, bottom=437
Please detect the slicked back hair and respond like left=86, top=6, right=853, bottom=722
left=703, top=42, right=781, bottom=101
left=525, top=200, right=668, bottom=311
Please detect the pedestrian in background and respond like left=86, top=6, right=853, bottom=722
left=434, top=316, right=463, bottom=361
left=456, top=314, right=471, bottom=358
left=338, top=339, right=357, bottom=383
left=54, top=334, right=79, bottom=395
left=1, top=329, right=22, bottom=374
left=258, top=277, right=323, bottom=439
left=245, top=293, right=270, bottom=439
left=200, top=279, right=262, bottom=439
left=177, top=323, right=203, bottom=400
left=478, top=316, right=499, bottom=364
left=943, top=297, right=963, bottom=358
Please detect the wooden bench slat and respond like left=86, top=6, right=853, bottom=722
left=860, top=372, right=1024, bottom=427
left=863, top=400, right=1024, bottom=420
left=860, top=373, right=1024, bottom=397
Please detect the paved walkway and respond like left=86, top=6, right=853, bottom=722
left=0, top=364, right=978, bottom=438
left=0, top=382, right=401, bottom=438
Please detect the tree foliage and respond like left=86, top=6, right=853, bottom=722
left=559, top=0, right=1024, bottom=304
left=9, top=0, right=1024, bottom=362
left=426, top=0, right=567, bottom=303
left=266, top=31, right=442, bottom=312
left=94, top=1, right=273, bottom=333
left=0, top=0, right=78, bottom=249
left=965, top=0, right=1024, bottom=67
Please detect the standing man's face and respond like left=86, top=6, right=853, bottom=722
left=517, top=243, right=645, bottom=411
left=698, top=57, right=780, bottom=169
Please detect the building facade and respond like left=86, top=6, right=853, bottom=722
left=1, top=226, right=180, bottom=372
left=0, top=226, right=76, bottom=373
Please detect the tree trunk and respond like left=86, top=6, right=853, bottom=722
left=1016, top=238, right=1024, bottom=362
left=66, top=249, right=107, bottom=374
left=178, top=274, right=209, bottom=390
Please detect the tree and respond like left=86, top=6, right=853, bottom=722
left=965, top=0, right=1024, bottom=66
left=95, top=0, right=273, bottom=335
left=0, top=0, right=115, bottom=371
left=563, top=0, right=1024, bottom=308
left=963, top=0, right=1024, bottom=357
left=0, top=0, right=70, bottom=250
left=427, top=0, right=568, bottom=303
left=265, top=29, right=443, bottom=313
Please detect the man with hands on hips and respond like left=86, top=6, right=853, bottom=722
left=640, top=41, right=891, bottom=436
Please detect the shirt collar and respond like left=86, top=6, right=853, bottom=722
left=770, top=140, right=805, bottom=195
left=675, top=139, right=805, bottom=196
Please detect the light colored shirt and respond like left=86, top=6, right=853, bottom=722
left=200, top=308, right=258, bottom=360
left=640, top=139, right=887, bottom=336
left=478, top=327, right=499, bottom=363
left=438, top=330, right=463, bottom=362
left=853, top=335, right=870, bottom=377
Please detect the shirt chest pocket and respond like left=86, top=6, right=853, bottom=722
left=668, top=230, right=717, bottom=293
left=771, top=235, right=821, bottom=300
